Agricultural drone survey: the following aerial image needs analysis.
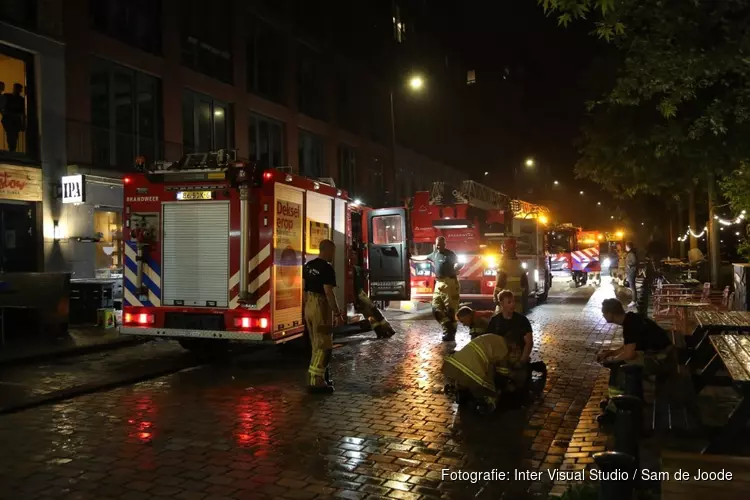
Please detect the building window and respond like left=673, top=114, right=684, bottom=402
left=392, top=2, right=406, bottom=43
left=1, top=0, right=36, bottom=29
left=1, top=44, right=37, bottom=159
left=89, top=58, right=163, bottom=169
left=298, top=130, right=323, bottom=179
left=181, top=0, right=233, bottom=83
left=182, top=91, right=232, bottom=154
left=337, top=145, right=356, bottom=193
left=249, top=113, right=284, bottom=170
left=90, top=0, right=162, bottom=54
left=247, top=17, right=286, bottom=102
left=297, top=44, right=326, bottom=120
left=94, top=209, right=123, bottom=276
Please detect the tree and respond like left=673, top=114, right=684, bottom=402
left=537, top=0, right=750, bottom=270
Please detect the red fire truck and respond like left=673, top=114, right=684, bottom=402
left=119, top=150, right=412, bottom=352
left=546, top=224, right=608, bottom=287
left=408, top=180, right=552, bottom=308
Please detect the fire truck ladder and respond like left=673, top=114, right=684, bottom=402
left=430, top=180, right=510, bottom=211
left=137, top=149, right=239, bottom=173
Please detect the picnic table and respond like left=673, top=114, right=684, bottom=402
left=686, top=311, right=750, bottom=366
left=700, top=335, right=750, bottom=454
left=670, top=302, right=711, bottom=338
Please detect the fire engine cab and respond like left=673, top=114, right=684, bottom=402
left=546, top=224, right=605, bottom=287
left=408, top=180, right=551, bottom=306
left=119, top=150, right=412, bottom=352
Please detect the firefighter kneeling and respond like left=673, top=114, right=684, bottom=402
left=494, top=238, right=528, bottom=315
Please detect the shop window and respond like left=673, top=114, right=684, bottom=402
left=0, top=45, right=37, bottom=158
left=90, top=0, right=162, bottom=55
left=249, top=113, right=284, bottom=170
left=94, top=210, right=123, bottom=276
left=89, top=58, right=163, bottom=169
left=298, top=130, right=323, bottom=179
left=181, top=0, right=233, bottom=84
left=183, top=91, right=232, bottom=154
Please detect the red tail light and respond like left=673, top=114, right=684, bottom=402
left=263, top=171, right=273, bottom=180
left=234, top=316, right=269, bottom=330
left=486, top=281, right=496, bottom=289
left=123, top=176, right=131, bottom=184
left=124, top=312, right=154, bottom=325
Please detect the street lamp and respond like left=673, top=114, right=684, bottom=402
left=525, top=158, right=535, bottom=167
left=390, top=73, right=425, bottom=202
left=484, top=171, right=489, bottom=176
left=597, top=201, right=602, bottom=206
left=579, top=190, right=584, bottom=195
left=553, top=180, right=559, bottom=185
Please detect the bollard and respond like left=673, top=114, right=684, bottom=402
left=621, top=364, right=644, bottom=401
left=603, top=360, right=625, bottom=388
left=593, top=451, right=635, bottom=500
left=612, top=395, right=642, bottom=466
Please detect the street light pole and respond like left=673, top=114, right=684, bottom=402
left=389, top=90, right=397, bottom=205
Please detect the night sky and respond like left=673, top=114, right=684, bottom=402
left=426, top=1, right=630, bottom=228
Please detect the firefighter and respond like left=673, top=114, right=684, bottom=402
left=411, top=236, right=464, bottom=341
left=303, top=239, right=345, bottom=394
left=457, top=306, right=493, bottom=339
left=442, top=333, right=512, bottom=414
left=494, top=238, right=528, bottom=314
left=353, top=262, right=395, bottom=339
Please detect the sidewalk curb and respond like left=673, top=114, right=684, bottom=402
left=0, top=337, right=145, bottom=368
left=0, top=357, right=199, bottom=416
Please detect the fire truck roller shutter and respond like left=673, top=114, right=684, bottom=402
left=333, top=198, right=347, bottom=314
left=162, top=201, right=230, bottom=307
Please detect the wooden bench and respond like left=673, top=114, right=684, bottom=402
left=699, top=335, right=750, bottom=454
left=661, top=450, right=750, bottom=498
left=652, top=364, right=702, bottom=436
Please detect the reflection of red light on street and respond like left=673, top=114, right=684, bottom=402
left=139, top=421, right=152, bottom=429
left=139, top=432, right=152, bottom=440
left=128, top=419, right=135, bottom=424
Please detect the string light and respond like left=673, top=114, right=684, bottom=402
left=713, top=210, right=746, bottom=226
left=677, top=225, right=708, bottom=242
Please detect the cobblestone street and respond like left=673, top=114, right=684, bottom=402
left=0, top=282, right=622, bottom=500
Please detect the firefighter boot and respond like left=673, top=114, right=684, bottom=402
left=323, top=349, right=334, bottom=388
left=433, top=307, right=454, bottom=341
left=441, top=308, right=457, bottom=342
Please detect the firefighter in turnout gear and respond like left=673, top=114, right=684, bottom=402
left=457, top=306, right=493, bottom=340
left=353, top=264, right=395, bottom=339
left=442, top=334, right=512, bottom=414
left=411, top=236, right=465, bottom=341
left=303, top=239, right=344, bottom=394
left=494, top=238, right=529, bottom=314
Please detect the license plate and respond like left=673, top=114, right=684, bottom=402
left=416, top=269, right=431, bottom=276
left=177, top=191, right=213, bottom=200
left=484, top=269, right=497, bottom=276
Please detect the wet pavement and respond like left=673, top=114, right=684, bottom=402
left=0, top=282, right=626, bottom=500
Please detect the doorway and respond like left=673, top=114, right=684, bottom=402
left=0, top=201, right=38, bottom=272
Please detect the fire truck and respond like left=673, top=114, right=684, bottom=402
left=546, top=224, right=614, bottom=287
left=119, top=150, right=413, bottom=352
left=408, top=180, right=552, bottom=310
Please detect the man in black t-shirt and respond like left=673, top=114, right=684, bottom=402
left=596, top=298, right=675, bottom=421
left=487, top=289, right=536, bottom=394
left=303, top=239, right=344, bottom=394
left=411, top=236, right=464, bottom=341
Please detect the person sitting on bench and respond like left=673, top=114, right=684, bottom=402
left=596, top=298, right=675, bottom=423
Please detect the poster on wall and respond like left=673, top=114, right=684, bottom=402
left=273, top=184, right=304, bottom=332
left=308, top=221, right=330, bottom=253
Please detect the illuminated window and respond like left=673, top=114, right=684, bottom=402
left=0, top=45, right=34, bottom=157
left=392, top=3, right=406, bottom=43
left=94, top=210, right=123, bottom=276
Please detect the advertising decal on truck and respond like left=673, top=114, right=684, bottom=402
left=273, top=184, right=303, bottom=331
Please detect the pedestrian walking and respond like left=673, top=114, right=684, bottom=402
left=411, top=236, right=464, bottom=341
left=624, top=241, right=638, bottom=308
left=596, top=298, right=675, bottom=423
left=303, top=239, right=344, bottom=393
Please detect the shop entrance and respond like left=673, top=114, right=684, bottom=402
left=0, top=201, right=38, bottom=272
